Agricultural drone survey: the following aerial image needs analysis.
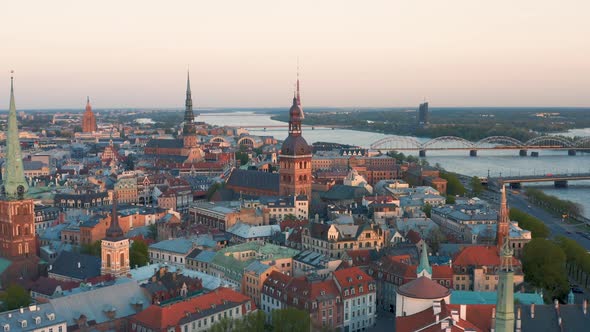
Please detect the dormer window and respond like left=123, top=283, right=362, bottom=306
left=34, top=316, right=41, bottom=325
left=3, top=324, right=9, bottom=332
left=19, top=320, right=27, bottom=328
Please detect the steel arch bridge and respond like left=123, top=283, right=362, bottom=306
left=369, top=135, right=589, bottom=155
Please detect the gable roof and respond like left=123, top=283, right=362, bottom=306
left=226, top=169, right=279, bottom=193
left=131, top=287, right=254, bottom=329
left=453, top=246, right=520, bottom=267
left=50, top=251, right=101, bottom=281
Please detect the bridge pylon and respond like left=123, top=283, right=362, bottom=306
left=469, top=150, right=477, bottom=157
left=519, top=149, right=527, bottom=157
left=419, top=150, right=426, bottom=157
left=568, top=149, right=576, bottom=156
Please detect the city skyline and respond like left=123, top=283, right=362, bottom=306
left=2, top=0, right=590, bottom=109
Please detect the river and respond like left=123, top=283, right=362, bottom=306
left=200, top=111, right=590, bottom=217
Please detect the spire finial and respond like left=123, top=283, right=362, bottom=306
left=87, top=96, right=90, bottom=104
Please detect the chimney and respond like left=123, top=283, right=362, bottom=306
left=77, top=262, right=81, bottom=269
left=20, top=308, right=24, bottom=314
left=451, top=309, right=459, bottom=322
left=531, top=303, right=535, bottom=318
left=554, top=299, right=559, bottom=309
left=558, top=317, right=562, bottom=326
left=584, top=299, right=588, bottom=315
left=433, top=300, right=442, bottom=315
left=460, top=304, right=466, bottom=320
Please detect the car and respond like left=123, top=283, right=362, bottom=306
left=572, top=287, right=584, bottom=294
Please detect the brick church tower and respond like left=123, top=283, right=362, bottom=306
left=496, top=184, right=510, bottom=249
left=0, top=74, right=38, bottom=280
left=183, top=71, right=198, bottom=149
left=279, top=75, right=312, bottom=198
left=82, top=96, right=97, bottom=133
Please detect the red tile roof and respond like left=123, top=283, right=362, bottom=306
left=405, top=229, right=422, bottom=244
left=396, top=300, right=489, bottom=332
left=131, top=287, right=254, bottom=329
left=333, top=266, right=375, bottom=299
left=396, top=276, right=451, bottom=299
left=453, top=246, right=520, bottom=267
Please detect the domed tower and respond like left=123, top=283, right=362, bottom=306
left=279, top=78, right=312, bottom=199
left=101, top=193, right=130, bottom=277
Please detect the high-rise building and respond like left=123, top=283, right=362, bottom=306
left=100, top=193, right=130, bottom=276
left=82, top=97, right=97, bottom=133
left=418, top=101, right=429, bottom=127
left=279, top=78, right=312, bottom=198
left=495, top=236, right=515, bottom=332
left=0, top=74, right=38, bottom=281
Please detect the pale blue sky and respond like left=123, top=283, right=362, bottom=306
left=1, top=0, right=589, bottom=108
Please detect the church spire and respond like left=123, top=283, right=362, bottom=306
left=417, top=241, right=432, bottom=278
left=183, top=70, right=196, bottom=135
left=495, top=236, right=515, bottom=332
left=296, top=60, right=305, bottom=119
left=106, top=192, right=123, bottom=239
left=497, top=184, right=510, bottom=248
left=3, top=72, right=29, bottom=198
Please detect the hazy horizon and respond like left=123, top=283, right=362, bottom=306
left=2, top=0, right=590, bottom=109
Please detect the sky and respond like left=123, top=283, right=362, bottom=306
left=1, top=0, right=589, bottom=109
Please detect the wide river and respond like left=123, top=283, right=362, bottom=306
left=201, top=111, right=590, bottom=217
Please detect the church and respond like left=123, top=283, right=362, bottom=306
left=0, top=75, right=40, bottom=284
left=226, top=76, right=312, bottom=199
left=144, top=72, right=204, bottom=163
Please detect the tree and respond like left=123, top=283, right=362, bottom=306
left=440, top=172, right=466, bottom=196
left=283, top=214, right=297, bottom=221
left=207, top=182, right=224, bottom=201
left=422, top=203, right=432, bottom=218
left=130, top=239, right=149, bottom=268
left=470, top=176, right=483, bottom=196
left=209, top=317, right=233, bottom=332
left=445, top=195, right=456, bottom=204
left=0, top=284, right=31, bottom=311
left=80, top=240, right=102, bottom=257
left=235, top=151, right=250, bottom=166
left=509, top=208, right=549, bottom=238
left=147, top=223, right=158, bottom=240
left=236, top=310, right=266, bottom=331
left=522, top=238, right=569, bottom=301
left=271, top=308, right=310, bottom=332
left=428, top=228, right=447, bottom=254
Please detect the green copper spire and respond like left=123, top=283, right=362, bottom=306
left=3, top=73, right=29, bottom=198
left=417, top=241, right=432, bottom=278
left=495, top=236, right=515, bottom=332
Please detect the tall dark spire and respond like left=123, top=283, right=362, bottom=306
left=106, top=192, right=124, bottom=239
left=3, top=72, right=29, bottom=198
left=183, top=70, right=196, bottom=135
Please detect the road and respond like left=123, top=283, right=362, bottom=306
left=479, top=188, right=590, bottom=250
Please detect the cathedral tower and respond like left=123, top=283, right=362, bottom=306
left=183, top=71, right=198, bottom=149
left=497, top=184, right=510, bottom=248
left=279, top=75, right=312, bottom=199
left=101, top=193, right=130, bottom=276
left=82, top=97, right=97, bottom=133
left=0, top=74, right=38, bottom=280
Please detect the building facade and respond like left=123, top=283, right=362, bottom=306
left=82, top=97, right=97, bottom=133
